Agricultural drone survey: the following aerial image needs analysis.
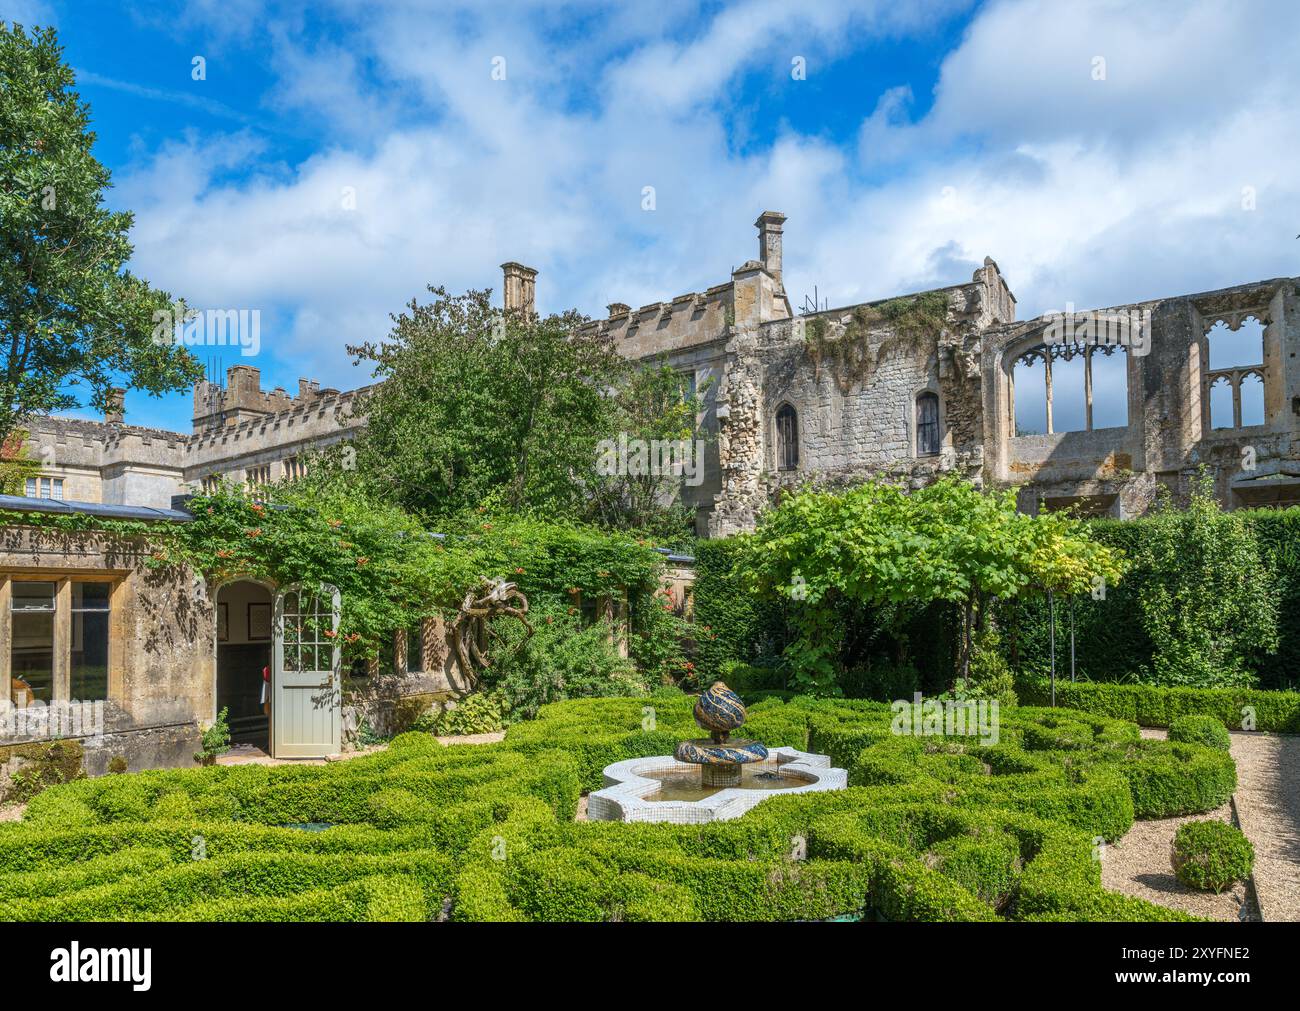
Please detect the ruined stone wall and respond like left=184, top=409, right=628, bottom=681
left=706, top=262, right=1013, bottom=534
left=982, top=276, right=1300, bottom=517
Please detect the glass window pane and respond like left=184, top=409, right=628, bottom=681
left=12, top=581, right=55, bottom=610
left=12, top=610, right=54, bottom=707
left=72, top=582, right=111, bottom=611
left=71, top=609, right=109, bottom=701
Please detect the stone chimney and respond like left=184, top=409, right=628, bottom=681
left=104, top=387, right=125, bottom=425
left=607, top=302, right=630, bottom=317
left=501, top=262, right=538, bottom=315
left=755, top=211, right=786, bottom=284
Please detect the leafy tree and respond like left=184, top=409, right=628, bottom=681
left=347, top=287, right=706, bottom=540
left=747, top=475, right=1125, bottom=694
left=0, top=427, right=38, bottom=493
left=347, top=287, right=621, bottom=520
left=585, top=357, right=708, bottom=541
left=0, top=24, right=200, bottom=443
left=1133, top=474, right=1277, bottom=687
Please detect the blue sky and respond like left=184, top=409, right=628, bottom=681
left=5, top=0, right=1299, bottom=433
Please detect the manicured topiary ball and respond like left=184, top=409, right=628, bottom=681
left=1168, top=715, right=1231, bottom=752
left=1171, top=820, right=1254, bottom=893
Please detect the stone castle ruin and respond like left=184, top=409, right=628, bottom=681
left=20, top=211, right=1300, bottom=533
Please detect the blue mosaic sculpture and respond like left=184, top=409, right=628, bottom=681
left=674, top=682, right=768, bottom=785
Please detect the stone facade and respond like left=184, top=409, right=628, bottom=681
left=17, top=211, right=1300, bottom=533
left=572, top=212, right=1300, bottom=533
left=0, top=514, right=478, bottom=777
left=0, top=526, right=209, bottom=779
left=19, top=368, right=369, bottom=510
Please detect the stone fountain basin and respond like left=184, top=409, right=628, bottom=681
left=587, top=747, right=847, bottom=824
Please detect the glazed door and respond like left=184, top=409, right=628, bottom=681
left=271, top=585, right=341, bottom=758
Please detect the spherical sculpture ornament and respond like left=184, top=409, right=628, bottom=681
left=694, top=681, right=747, bottom=738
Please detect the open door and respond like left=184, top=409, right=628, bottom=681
left=271, top=584, right=341, bottom=758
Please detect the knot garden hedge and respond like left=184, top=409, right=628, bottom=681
left=0, top=693, right=1236, bottom=922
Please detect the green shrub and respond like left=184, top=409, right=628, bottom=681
left=1120, top=742, right=1236, bottom=818
left=481, top=607, right=648, bottom=719
left=1171, top=821, right=1254, bottom=893
left=1168, top=715, right=1231, bottom=751
left=195, top=707, right=232, bottom=765
left=0, top=695, right=1232, bottom=923
left=433, top=693, right=506, bottom=736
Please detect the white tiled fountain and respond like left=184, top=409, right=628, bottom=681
left=587, top=682, right=846, bottom=824
left=588, top=746, right=846, bottom=823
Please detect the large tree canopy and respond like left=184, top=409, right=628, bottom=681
left=0, top=23, right=200, bottom=441
left=746, top=475, right=1127, bottom=694
left=346, top=286, right=704, bottom=538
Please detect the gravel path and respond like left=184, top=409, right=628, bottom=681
left=1100, top=799, right=1258, bottom=921
left=1227, top=730, right=1300, bottom=922
left=0, top=803, right=24, bottom=823
left=1104, top=726, right=1299, bottom=921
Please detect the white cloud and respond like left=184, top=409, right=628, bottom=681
left=3, top=0, right=56, bottom=28
left=107, top=0, right=1300, bottom=402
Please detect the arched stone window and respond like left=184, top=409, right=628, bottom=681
left=1202, top=315, right=1267, bottom=430
left=775, top=403, right=799, bottom=471
left=1011, top=343, right=1129, bottom=435
left=916, top=392, right=940, bottom=456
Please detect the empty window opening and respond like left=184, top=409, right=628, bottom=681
left=1012, top=344, right=1128, bottom=435
left=1089, top=347, right=1129, bottom=429
left=775, top=404, right=799, bottom=471
left=1240, top=371, right=1265, bottom=427
left=1050, top=353, right=1087, bottom=434
left=1209, top=376, right=1235, bottom=429
left=916, top=392, right=940, bottom=456
left=1206, top=317, right=1264, bottom=370
left=1013, top=353, right=1048, bottom=435
left=1203, top=315, right=1267, bottom=431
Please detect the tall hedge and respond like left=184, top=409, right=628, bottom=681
left=691, top=538, right=789, bottom=684
left=1005, top=508, right=1300, bottom=690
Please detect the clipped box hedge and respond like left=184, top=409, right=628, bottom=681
left=0, top=694, right=1239, bottom=923
left=1017, top=678, right=1300, bottom=732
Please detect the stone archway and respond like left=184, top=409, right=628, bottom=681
left=214, top=579, right=274, bottom=749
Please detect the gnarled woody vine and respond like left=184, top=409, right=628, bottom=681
left=449, top=578, right=534, bottom=689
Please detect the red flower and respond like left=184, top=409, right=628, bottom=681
left=323, top=629, right=338, bottom=639
left=481, top=522, right=493, bottom=531
left=356, top=556, right=369, bottom=567
left=514, top=567, right=524, bottom=575
left=246, top=528, right=262, bottom=538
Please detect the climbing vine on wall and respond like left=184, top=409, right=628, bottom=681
left=0, top=476, right=682, bottom=675
left=804, top=290, right=952, bottom=394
